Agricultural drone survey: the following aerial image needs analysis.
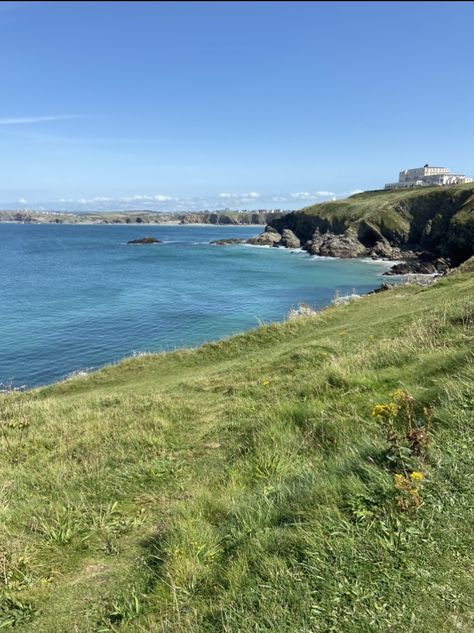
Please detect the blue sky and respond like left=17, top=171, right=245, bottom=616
left=1, top=1, right=474, bottom=212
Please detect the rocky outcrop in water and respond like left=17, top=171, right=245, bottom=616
left=247, top=226, right=282, bottom=246
left=303, top=228, right=367, bottom=258
left=127, top=237, right=162, bottom=244
left=279, top=229, right=301, bottom=249
left=210, top=238, right=246, bottom=245
left=383, top=257, right=451, bottom=276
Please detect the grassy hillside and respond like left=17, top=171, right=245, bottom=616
left=1, top=274, right=474, bottom=631
left=270, top=184, right=474, bottom=263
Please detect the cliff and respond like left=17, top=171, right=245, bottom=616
left=268, top=183, right=474, bottom=264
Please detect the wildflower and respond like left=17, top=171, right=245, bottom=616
left=390, top=388, right=405, bottom=400
left=409, top=471, right=424, bottom=481
left=394, top=474, right=408, bottom=490
left=408, top=488, right=421, bottom=506
left=391, top=388, right=415, bottom=403
left=261, top=380, right=270, bottom=386
left=371, top=403, right=399, bottom=418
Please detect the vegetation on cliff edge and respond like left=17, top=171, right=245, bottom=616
left=1, top=273, right=474, bottom=631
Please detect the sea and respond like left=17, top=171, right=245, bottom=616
left=0, top=223, right=396, bottom=388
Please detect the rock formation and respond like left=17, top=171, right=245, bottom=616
left=247, top=226, right=282, bottom=246
left=304, top=228, right=367, bottom=258
left=279, top=229, right=301, bottom=249
left=127, top=237, right=162, bottom=244
left=210, top=238, right=246, bottom=245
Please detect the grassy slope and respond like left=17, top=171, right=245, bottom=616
left=270, top=184, right=474, bottom=261
left=1, top=274, right=474, bottom=632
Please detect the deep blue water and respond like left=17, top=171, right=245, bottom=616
left=0, top=223, right=394, bottom=388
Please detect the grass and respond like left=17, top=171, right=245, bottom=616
left=1, top=273, right=474, bottom=631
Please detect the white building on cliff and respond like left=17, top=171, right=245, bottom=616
left=385, top=164, right=472, bottom=190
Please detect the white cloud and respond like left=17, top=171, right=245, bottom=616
left=218, top=191, right=260, bottom=200
left=0, top=115, right=79, bottom=126
left=120, top=195, right=152, bottom=202
left=3, top=189, right=356, bottom=213
left=117, top=194, right=173, bottom=203
left=18, top=197, right=28, bottom=204
left=290, top=192, right=312, bottom=199
left=289, top=191, right=335, bottom=200
left=316, top=190, right=336, bottom=197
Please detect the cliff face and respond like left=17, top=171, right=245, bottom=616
left=268, top=184, right=474, bottom=264
left=177, top=211, right=281, bottom=225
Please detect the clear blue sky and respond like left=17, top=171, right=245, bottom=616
left=1, top=1, right=474, bottom=212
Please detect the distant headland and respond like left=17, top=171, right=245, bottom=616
left=0, top=209, right=284, bottom=226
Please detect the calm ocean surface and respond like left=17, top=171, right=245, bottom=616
left=0, top=223, right=395, bottom=388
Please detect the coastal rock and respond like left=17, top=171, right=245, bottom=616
left=210, top=238, right=246, bottom=246
left=369, top=239, right=396, bottom=259
left=433, top=257, right=452, bottom=274
left=383, top=261, right=437, bottom=276
left=383, top=255, right=452, bottom=276
left=127, top=237, right=162, bottom=244
left=368, top=282, right=395, bottom=294
left=307, top=228, right=367, bottom=258
left=305, top=229, right=325, bottom=255
left=247, top=226, right=282, bottom=246
left=278, top=228, right=301, bottom=249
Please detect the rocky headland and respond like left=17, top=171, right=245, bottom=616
left=244, top=184, right=474, bottom=275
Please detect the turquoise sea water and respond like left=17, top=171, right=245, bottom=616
left=0, top=223, right=395, bottom=388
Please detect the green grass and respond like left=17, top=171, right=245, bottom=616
left=1, top=274, right=474, bottom=631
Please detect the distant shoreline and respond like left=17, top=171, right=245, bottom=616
left=0, top=221, right=264, bottom=227
left=0, top=209, right=284, bottom=227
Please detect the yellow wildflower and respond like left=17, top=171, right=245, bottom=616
left=371, top=402, right=399, bottom=418
left=408, top=488, right=421, bottom=506
left=394, top=474, right=408, bottom=490
left=391, top=388, right=415, bottom=402
left=409, top=471, right=424, bottom=481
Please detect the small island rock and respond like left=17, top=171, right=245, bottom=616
left=127, top=237, right=162, bottom=244
left=209, top=238, right=246, bottom=246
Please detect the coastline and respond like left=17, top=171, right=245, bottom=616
left=0, top=220, right=265, bottom=227
left=30, top=262, right=435, bottom=391
left=0, top=222, right=442, bottom=390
